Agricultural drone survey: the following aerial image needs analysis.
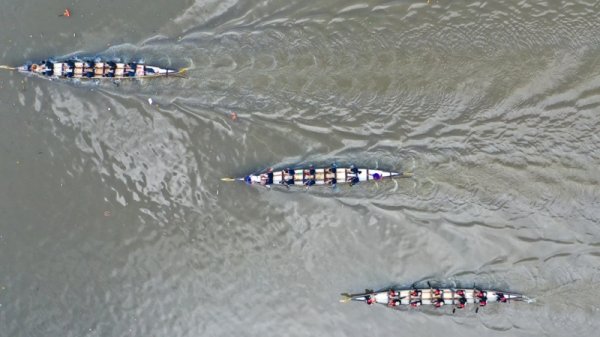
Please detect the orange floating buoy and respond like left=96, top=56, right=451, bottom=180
left=62, top=8, right=71, bottom=17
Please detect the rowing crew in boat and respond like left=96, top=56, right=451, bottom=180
left=16, top=59, right=183, bottom=80
left=232, top=164, right=408, bottom=187
left=340, top=286, right=531, bottom=315
left=266, top=164, right=341, bottom=189
left=361, top=288, right=504, bottom=311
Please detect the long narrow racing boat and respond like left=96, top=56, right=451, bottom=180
left=1, top=59, right=186, bottom=80
left=341, top=287, right=531, bottom=312
left=221, top=165, right=412, bottom=187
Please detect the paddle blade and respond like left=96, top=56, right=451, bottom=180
left=173, top=67, right=189, bottom=78
left=339, top=293, right=352, bottom=303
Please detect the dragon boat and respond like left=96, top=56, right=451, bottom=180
left=341, top=286, right=531, bottom=312
left=1, top=59, right=186, bottom=80
left=221, top=165, right=412, bottom=187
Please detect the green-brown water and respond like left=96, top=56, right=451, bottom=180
left=1, top=1, right=600, bottom=336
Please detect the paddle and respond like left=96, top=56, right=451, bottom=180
left=220, top=178, right=237, bottom=182
left=339, top=293, right=353, bottom=303
left=339, top=289, right=375, bottom=303
left=170, top=67, right=189, bottom=78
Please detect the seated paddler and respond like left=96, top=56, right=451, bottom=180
left=304, top=165, right=316, bottom=186
left=281, top=168, right=295, bottom=185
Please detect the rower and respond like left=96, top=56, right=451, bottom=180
left=476, top=290, right=487, bottom=307
left=63, top=62, right=73, bottom=77
left=456, top=296, right=467, bottom=309
left=84, top=62, right=94, bottom=78
left=304, top=165, right=316, bottom=187
left=388, top=289, right=397, bottom=298
left=431, top=288, right=443, bottom=307
left=38, top=61, right=50, bottom=75
left=325, top=164, right=337, bottom=186
left=410, top=289, right=421, bottom=297
left=496, top=292, right=507, bottom=303
left=388, top=299, right=401, bottom=307
left=366, top=295, right=376, bottom=306
left=410, top=299, right=422, bottom=307
left=347, top=164, right=360, bottom=186
left=281, top=168, right=295, bottom=186
left=266, top=168, right=274, bottom=185
left=105, top=62, right=117, bottom=77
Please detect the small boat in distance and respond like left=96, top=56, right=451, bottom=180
left=1, top=59, right=186, bottom=80
left=341, top=286, right=532, bottom=313
left=221, top=164, right=412, bottom=188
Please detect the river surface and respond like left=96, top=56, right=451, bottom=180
left=1, top=0, right=600, bottom=336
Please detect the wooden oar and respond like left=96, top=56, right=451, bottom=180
left=169, top=67, right=189, bottom=78
left=339, top=293, right=353, bottom=303
left=339, top=289, right=374, bottom=303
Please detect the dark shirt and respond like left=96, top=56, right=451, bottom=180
left=285, top=169, right=295, bottom=184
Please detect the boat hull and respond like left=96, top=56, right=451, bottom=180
left=239, top=167, right=407, bottom=187
left=343, top=288, right=526, bottom=307
left=17, top=60, right=183, bottom=80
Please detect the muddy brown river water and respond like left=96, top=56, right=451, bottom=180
left=1, top=1, right=600, bottom=336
